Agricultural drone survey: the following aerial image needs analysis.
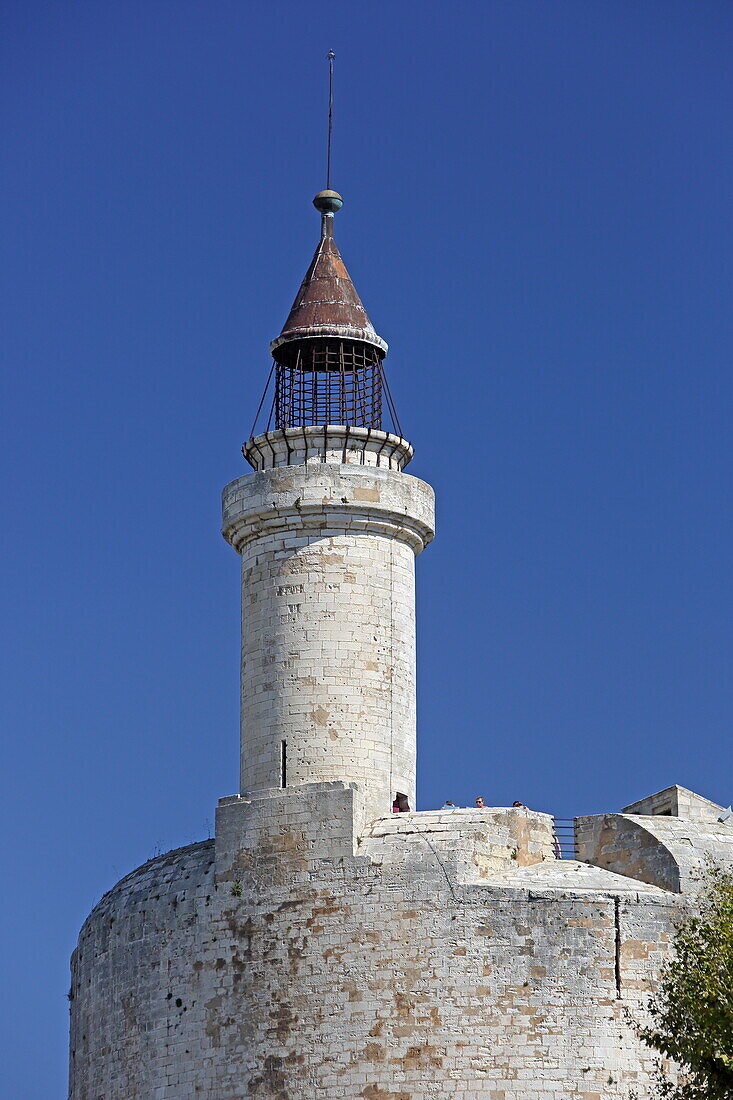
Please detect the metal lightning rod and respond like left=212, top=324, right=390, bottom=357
left=326, top=50, right=335, bottom=190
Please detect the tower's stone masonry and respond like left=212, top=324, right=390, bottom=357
left=72, top=787, right=725, bottom=1099
left=69, top=187, right=733, bottom=1098
left=222, top=451, right=434, bottom=822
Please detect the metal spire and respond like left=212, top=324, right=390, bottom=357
left=326, top=50, right=335, bottom=191
left=314, top=51, right=342, bottom=216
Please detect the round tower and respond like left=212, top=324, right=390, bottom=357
left=69, top=165, right=700, bottom=1100
left=222, top=192, right=434, bottom=823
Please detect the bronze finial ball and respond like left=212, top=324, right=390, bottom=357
left=313, top=189, right=343, bottom=214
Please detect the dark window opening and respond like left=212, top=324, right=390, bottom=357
left=280, top=741, right=287, bottom=788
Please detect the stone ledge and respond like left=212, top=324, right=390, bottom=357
left=363, top=807, right=554, bottom=836
left=222, top=462, right=435, bottom=556
left=243, top=426, right=414, bottom=472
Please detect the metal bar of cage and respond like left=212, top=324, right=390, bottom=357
left=270, top=340, right=389, bottom=432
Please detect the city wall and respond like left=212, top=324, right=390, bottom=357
left=70, top=789, right=701, bottom=1100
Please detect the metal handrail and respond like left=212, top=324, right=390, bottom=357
left=552, top=818, right=576, bottom=859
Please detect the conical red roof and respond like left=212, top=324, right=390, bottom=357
left=270, top=215, right=387, bottom=357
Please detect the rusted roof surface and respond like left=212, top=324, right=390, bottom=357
left=270, top=215, right=387, bottom=357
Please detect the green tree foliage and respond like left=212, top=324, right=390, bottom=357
left=640, top=863, right=733, bottom=1098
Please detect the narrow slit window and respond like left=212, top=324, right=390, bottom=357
left=280, top=740, right=287, bottom=788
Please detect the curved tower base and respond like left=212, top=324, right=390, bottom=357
left=69, top=793, right=698, bottom=1099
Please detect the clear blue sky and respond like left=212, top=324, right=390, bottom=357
left=2, top=2, right=733, bottom=1094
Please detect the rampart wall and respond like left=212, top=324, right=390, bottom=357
left=69, top=791, right=694, bottom=1100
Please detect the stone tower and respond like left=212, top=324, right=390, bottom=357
left=69, top=184, right=733, bottom=1100
left=222, top=190, right=434, bottom=824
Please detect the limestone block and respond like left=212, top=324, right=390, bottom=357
left=243, top=426, right=414, bottom=472
left=215, top=782, right=365, bottom=887
left=69, top=803, right=686, bottom=1100
left=222, top=461, right=435, bottom=825
left=222, top=461, right=435, bottom=556
left=622, top=784, right=725, bottom=823
left=359, top=808, right=555, bottom=882
left=576, top=812, right=733, bottom=892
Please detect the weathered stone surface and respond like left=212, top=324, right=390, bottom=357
left=243, top=426, right=414, bottom=473
left=70, top=792, right=694, bottom=1099
left=622, top=784, right=726, bottom=823
left=222, top=460, right=434, bottom=824
left=69, top=443, right=733, bottom=1099
left=576, top=811, right=733, bottom=893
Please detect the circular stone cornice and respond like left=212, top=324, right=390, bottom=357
left=222, top=465, right=435, bottom=557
